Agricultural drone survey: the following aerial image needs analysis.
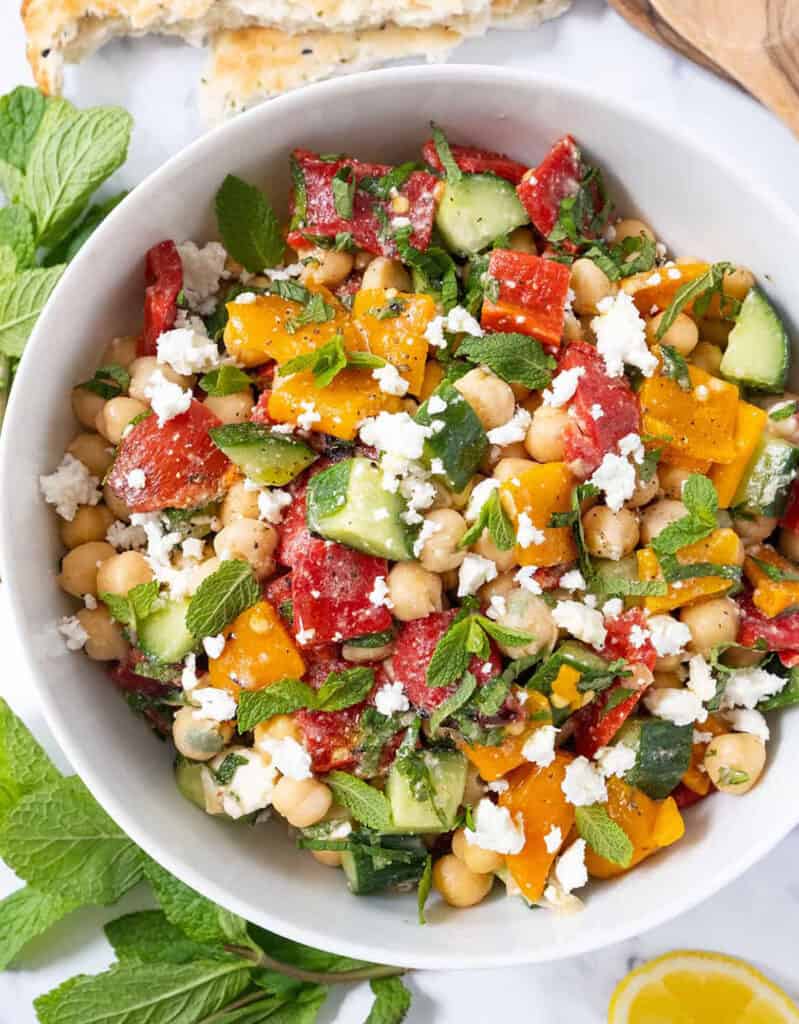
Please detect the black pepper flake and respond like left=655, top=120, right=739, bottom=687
left=301, top=47, right=313, bottom=55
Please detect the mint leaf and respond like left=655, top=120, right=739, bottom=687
left=34, top=959, right=252, bottom=1024
left=200, top=365, right=252, bottom=397
left=215, top=173, right=284, bottom=272
left=331, top=165, right=355, bottom=220
left=248, top=924, right=371, bottom=973
left=366, top=977, right=412, bottom=1024
left=101, top=580, right=159, bottom=632
left=279, top=333, right=347, bottom=387
left=477, top=616, right=535, bottom=650
left=0, top=697, right=61, bottom=823
left=651, top=473, right=718, bottom=559
left=285, top=292, right=337, bottom=336
left=236, top=679, right=315, bottom=732
left=426, top=617, right=472, bottom=690
left=429, top=671, right=477, bottom=736
left=0, top=160, right=23, bottom=202
left=78, top=362, right=131, bottom=400
left=24, top=105, right=132, bottom=247
left=0, top=86, right=47, bottom=172
left=0, top=775, right=145, bottom=903
left=682, top=474, right=718, bottom=523
left=105, top=910, right=228, bottom=965
left=591, top=574, right=667, bottom=598
left=574, top=804, right=633, bottom=867
left=770, top=401, right=798, bottom=422
left=211, top=752, right=249, bottom=786
left=459, top=490, right=514, bottom=551
left=326, top=772, right=392, bottom=831
left=456, top=333, right=556, bottom=390
left=42, top=191, right=127, bottom=267
left=749, top=556, right=799, bottom=583
left=660, top=344, right=691, bottom=392
left=265, top=986, right=328, bottom=1024
left=430, top=123, right=462, bottom=185
left=186, top=559, right=260, bottom=639
left=0, top=885, right=79, bottom=970
left=144, top=859, right=250, bottom=947
left=0, top=265, right=65, bottom=356
left=417, top=856, right=433, bottom=926
left=0, top=204, right=35, bottom=270
left=315, top=667, right=374, bottom=712
left=655, top=261, right=735, bottom=338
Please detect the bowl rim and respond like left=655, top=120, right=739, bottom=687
left=4, top=62, right=799, bottom=970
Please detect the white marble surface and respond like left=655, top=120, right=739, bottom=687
left=2, top=1, right=799, bottom=1020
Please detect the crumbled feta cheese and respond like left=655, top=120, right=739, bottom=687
left=106, top=520, right=147, bottom=550
left=687, top=654, right=715, bottom=702
left=595, top=742, right=636, bottom=778
left=592, top=292, right=658, bottom=379
left=724, top=708, right=770, bottom=742
left=413, top=517, right=441, bottom=558
left=40, top=453, right=101, bottom=521
left=552, top=600, right=607, bottom=649
left=372, top=362, right=409, bottom=397
left=544, top=825, right=563, bottom=854
left=181, top=652, right=198, bottom=692
left=58, top=615, right=88, bottom=651
left=629, top=624, right=651, bottom=650
left=157, top=327, right=222, bottom=375
left=560, top=569, right=587, bottom=592
left=486, top=594, right=507, bottom=621
left=517, top=512, right=545, bottom=548
left=430, top=458, right=445, bottom=476
left=359, top=412, right=431, bottom=460
left=257, top=488, right=292, bottom=524
left=486, top=407, right=532, bottom=446
left=618, top=432, right=645, bottom=465
left=144, top=370, right=192, bottom=426
left=180, top=537, right=204, bottom=561
left=543, top=366, right=585, bottom=408
left=369, top=576, right=394, bottom=610
left=233, top=291, right=257, bottom=304
left=561, top=756, right=608, bottom=806
left=192, top=687, right=236, bottom=722
left=695, top=384, right=709, bottom=401
left=427, top=395, right=447, bottom=415
left=693, top=729, right=714, bottom=744
left=589, top=452, right=636, bottom=512
left=553, top=838, right=588, bottom=893
left=266, top=263, right=304, bottom=281
left=126, top=468, right=146, bottom=491
left=644, top=687, right=707, bottom=727
left=203, top=748, right=277, bottom=819
left=648, top=615, right=691, bottom=657
left=488, top=779, right=509, bottom=795
left=666, top=267, right=682, bottom=280
left=424, top=305, right=483, bottom=349
left=458, top=554, right=498, bottom=597
left=391, top=216, right=411, bottom=229
left=374, top=681, right=410, bottom=717
left=515, top=565, right=543, bottom=595
left=721, top=667, right=787, bottom=709
left=203, top=634, right=226, bottom=660
left=590, top=403, right=604, bottom=421
left=83, top=594, right=97, bottom=610
left=296, top=628, right=316, bottom=645
left=602, top=598, right=623, bottom=618
left=465, top=798, right=525, bottom=855
left=296, top=401, right=321, bottom=431
left=465, top=477, right=500, bottom=522
left=177, top=241, right=227, bottom=314
left=522, top=725, right=558, bottom=767
left=258, top=736, right=312, bottom=780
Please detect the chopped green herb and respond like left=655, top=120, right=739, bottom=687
left=655, top=261, right=736, bottom=339
left=660, top=344, right=692, bottom=392
left=331, top=165, right=356, bottom=220
left=430, top=123, right=462, bottom=185
left=77, top=362, right=130, bottom=400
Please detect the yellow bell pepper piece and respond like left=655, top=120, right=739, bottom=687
left=744, top=543, right=799, bottom=618
left=651, top=797, right=686, bottom=848
left=637, top=528, right=743, bottom=612
left=551, top=665, right=582, bottom=710
left=623, top=261, right=710, bottom=315
left=208, top=600, right=305, bottom=695
left=640, top=363, right=739, bottom=465
left=710, top=401, right=768, bottom=509
left=352, top=289, right=435, bottom=397
left=268, top=366, right=401, bottom=440
left=659, top=451, right=712, bottom=473
left=420, top=360, right=444, bottom=401
left=500, top=462, right=576, bottom=568
left=461, top=692, right=551, bottom=782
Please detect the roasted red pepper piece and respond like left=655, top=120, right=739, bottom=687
left=573, top=683, right=645, bottom=759
left=263, top=571, right=292, bottom=610
left=671, top=782, right=712, bottom=810
left=516, top=134, right=596, bottom=245
left=286, top=149, right=438, bottom=258
left=249, top=390, right=273, bottom=425
left=601, top=608, right=657, bottom=672
left=295, top=647, right=364, bottom=773
left=291, top=538, right=392, bottom=645
left=139, top=240, right=183, bottom=357
left=480, top=249, right=571, bottom=346
left=421, top=139, right=528, bottom=185
left=780, top=482, right=799, bottom=532
left=738, top=594, right=799, bottom=651
left=393, top=610, right=502, bottom=713
left=107, top=400, right=230, bottom=513
left=559, top=340, right=641, bottom=478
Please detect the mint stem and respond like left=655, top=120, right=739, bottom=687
left=196, top=991, right=273, bottom=1024
left=224, top=944, right=409, bottom=985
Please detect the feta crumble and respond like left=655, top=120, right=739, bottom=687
left=687, top=654, right=715, bottom=702
left=591, top=292, right=658, bottom=379
left=560, top=569, right=587, bottom=592
left=58, top=615, right=88, bottom=651
left=517, top=511, right=545, bottom=548
left=427, top=395, right=447, bottom=415
left=618, top=432, right=645, bottom=465
left=458, top=554, right=498, bottom=597
left=181, top=537, right=205, bottom=561
left=296, top=401, right=321, bottom=431
left=486, top=594, right=507, bottom=621
left=258, top=736, right=312, bottom=780
left=464, top=798, right=525, bottom=855
left=192, top=687, right=236, bottom=722
left=40, top=454, right=101, bottom=521
left=181, top=653, right=198, bottom=692
left=465, top=478, right=500, bottom=522
left=522, top=725, right=558, bottom=767
left=602, top=598, right=623, bottom=618
left=126, top=468, right=146, bottom=491
left=424, top=305, right=483, bottom=349
left=157, top=327, right=222, bottom=375
left=203, top=748, right=277, bottom=819
left=595, top=742, right=636, bottom=779
left=552, top=838, right=588, bottom=893
left=488, top=779, right=509, bottom=795
left=724, top=708, right=770, bottom=742
left=486, top=407, right=532, bottom=446
left=413, top=517, right=442, bottom=558
left=544, top=825, right=563, bottom=855
left=628, top=624, right=651, bottom=649
left=648, top=615, right=691, bottom=657
left=590, top=403, right=604, bottom=421
left=144, top=370, right=192, bottom=426
left=257, top=488, right=292, bottom=524
left=372, top=362, right=409, bottom=397
left=543, top=367, right=585, bottom=408
left=203, top=634, right=226, bottom=660
left=359, top=412, right=431, bottom=461
left=515, top=565, right=543, bottom=595
left=296, top=627, right=316, bottom=646
left=369, top=576, right=394, bottom=610
left=561, top=756, right=608, bottom=806
left=721, top=667, right=787, bottom=709
left=177, top=241, right=227, bottom=314
left=589, top=452, right=636, bottom=512
left=374, top=681, right=410, bottom=717
left=552, top=600, right=607, bottom=649
left=644, top=687, right=707, bottom=727
left=106, top=520, right=147, bottom=550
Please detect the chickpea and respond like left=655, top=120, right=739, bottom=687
left=481, top=441, right=528, bottom=474
left=658, top=464, right=693, bottom=501
left=613, top=218, right=655, bottom=244
left=98, top=396, right=149, bottom=444
left=645, top=311, right=698, bottom=357
left=679, top=596, right=740, bottom=656
left=77, top=606, right=129, bottom=661
left=640, top=499, right=687, bottom=545
left=625, top=471, right=659, bottom=509
left=698, top=318, right=732, bottom=348
left=354, top=251, right=373, bottom=272
left=387, top=562, right=443, bottom=621
left=720, top=266, right=755, bottom=305
left=311, top=849, right=343, bottom=868
left=272, top=776, right=333, bottom=828
left=433, top=854, right=493, bottom=908
left=71, top=386, right=106, bottom=430
left=57, top=541, right=116, bottom=598
left=102, top=335, right=138, bottom=369
left=220, top=479, right=260, bottom=525
left=582, top=506, right=639, bottom=561
left=732, top=514, right=777, bottom=545
left=478, top=570, right=517, bottom=607
left=525, top=405, right=569, bottom=462
left=172, top=706, right=232, bottom=761
left=493, top=457, right=536, bottom=485
left=103, top=482, right=131, bottom=521
left=96, top=551, right=153, bottom=596
left=473, top=530, right=516, bottom=574
left=507, top=226, right=537, bottom=253
left=419, top=509, right=467, bottom=573
left=778, top=527, right=799, bottom=563
left=68, top=433, right=115, bottom=477
left=721, top=646, right=764, bottom=669
left=570, top=258, right=614, bottom=315
left=563, top=311, right=583, bottom=342
left=451, top=827, right=503, bottom=875
left=655, top=652, right=685, bottom=674
left=703, top=732, right=765, bottom=795
left=691, top=341, right=722, bottom=376
left=493, top=588, right=557, bottom=659
left=253, top=714, right=302, bottom=752
left=454, top=368, right=516, bottom=432
left=60, top=504, right=115, bottom=549
left=652, top=670, right=684, bottom=690
left=361, top=256, right=412, bottom=292
left=213, top=519, right=277, bottom=579
left=204, top=391, right=254, bottom=425
left=128, top=357, right=194, bottom=404
left=300, top=248, right=354, bottom=289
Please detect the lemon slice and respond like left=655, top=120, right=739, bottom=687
left=608, top=951, right=799, bottom=1024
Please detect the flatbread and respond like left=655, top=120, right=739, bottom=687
left=22, top=0, right=493, bottom=96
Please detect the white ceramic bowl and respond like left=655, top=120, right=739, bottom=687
left=3, top=65, right=799, bottom=970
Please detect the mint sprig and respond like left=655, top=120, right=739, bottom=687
left=456, top=332, right=556, bottom=390
left=574, top=804, right=633, bottom=867
left=426, top=610, right=533, bottom=690
left=326, top=771, right=393, bottom=831
left=651, top=474, right=719, bottom=561
left=655, top=261, right=736, bottom=339
left=185, top=559, right=260, bottom=639
left=214, top=173, right=285, bottom=272
left=101, top=581, right=160, bottom=633
left=660, top=343, right=692, bottom=392
left=459, top=489, right=515, bottom=551
left=278, top=332, right=384, bottom=388
left=236, top=668, right=375, bottom=732
left=430, top=123, right=462, bottom=185
left=199, top=364, right=252, bottom=397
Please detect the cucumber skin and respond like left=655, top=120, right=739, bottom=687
left=341, top=835, right=428, bottom=895
left=138, top=599, right=197, bottom=664
left=209, top=423, right=317, bottom=486
left=416, top=381, right=488, bottom=492
left=720, top=287, right=789, bottom=394
left=616, top=718, right=692, bottom=799
left=435, top=173, right=529, bottom=257
left=175, top=757, right=206, bottom=810
left=732, top=436, right=799, bottom=517
left=384, top=750, right=467, bottom=835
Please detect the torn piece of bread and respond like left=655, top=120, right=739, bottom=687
left=200, top=24, right=469, bottom=123
left=200, top=0, right=571, bottom=122
left=21, top=0, right=493, bottom=96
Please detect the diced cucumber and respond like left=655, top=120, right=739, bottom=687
left=615, top=717, right=692, bottom=799
left=556, top=640, right=608, bottom=674
left=385, top=750, right=467, bottom=834
left=345, top=629, right=396, bottom=649
left=341, top=833, right=428, bottom=895
left=174, top=756, right=206, bottom=810
left=435, top=173, right=529, bottom=256
left=306, top=457, right=416, bottom=560
left=732, top=435, right=799, bottom=517
left=416, top=381, right=488, bottom=492
left=138, top=599, right=197, bottom=663
left=720, top=287, right=790, bottom=393
left=209, top=423, right=317, bottom=485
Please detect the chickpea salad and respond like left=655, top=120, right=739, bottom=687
left=41, top=128, right=799, bottom=917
